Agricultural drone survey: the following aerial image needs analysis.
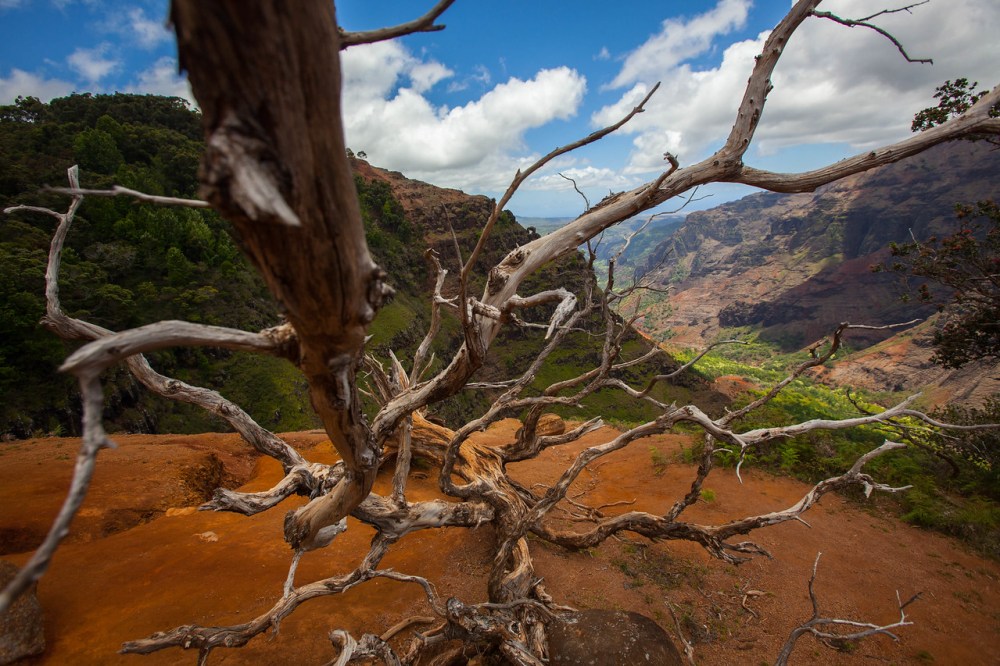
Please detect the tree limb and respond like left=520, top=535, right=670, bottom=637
left=532, top=441, right=909, bottom=562
left=338, top=0, right=456, bottom=49
left=46, top=184, right=211, bottom=208
left=775, top=552, right=921, bottom=665
left=810, top=2, right=933, bottom=65
left=1, top=167, right=302, bottom=614
left=173, top=0, right=392, bottom=550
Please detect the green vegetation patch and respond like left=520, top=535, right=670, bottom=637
left=669, top=334, right=1000, bottom=558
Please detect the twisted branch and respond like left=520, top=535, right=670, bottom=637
left=338, top=0, right=456, bottom=49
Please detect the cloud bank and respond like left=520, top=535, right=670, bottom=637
left=2, top=0, right=996, bottom=216
left=595, top=0, right=1000, bottom=175
left=0, top=68, right=74, bottom=104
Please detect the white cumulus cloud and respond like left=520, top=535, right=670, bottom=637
left=341, top=40, right=587, bottom=192
left=126, top=56, right=194, bottom=106
left=608, top=0, right=750, bottom=89
left=594, top=0, right=1000, bottom=176
left=409, top=61, right=453, bottom=94
left=0, top=69, right=74, bottom=104
left=124, top=7, right=171, bottom=49
left=67, top=43, right=119, bottom=83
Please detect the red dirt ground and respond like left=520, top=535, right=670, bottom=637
left=2, top=422, right=998, bottom=665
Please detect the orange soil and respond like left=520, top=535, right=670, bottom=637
left=2, top=423, right=998, bottom=665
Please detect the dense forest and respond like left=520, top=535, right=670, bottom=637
left=0, top=94, right=414, bottom=437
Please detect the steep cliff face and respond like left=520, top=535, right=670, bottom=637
left=352, top=158, right=588, bottom=297
left=628, top=142, right=1000, bottom=351
left=351, top=157, right=595, bottom=346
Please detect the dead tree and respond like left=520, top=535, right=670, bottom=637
left=3, top=0, right=1000, bottom=663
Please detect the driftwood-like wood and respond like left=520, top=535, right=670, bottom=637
left=4, top=1, right=1000, bottom=663
left=172, top=0, right=391, bottom=551
left=339, top=0, right=456, bottom=49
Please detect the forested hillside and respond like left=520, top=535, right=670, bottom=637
left=0, top=93, right=704, bottom=438
left=0, top=93, right=308, bottom=437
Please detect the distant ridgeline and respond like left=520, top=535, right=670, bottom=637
left=622, top=141, right=1000, bottom=350
left=520, top=214, right=686, bottom=287
left=0, top=94, right=709, bottom=439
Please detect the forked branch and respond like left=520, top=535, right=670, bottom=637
left=46, top=184, right=210, bottom=208
left=775, top=552, right=921, bottom=665
left=531, top=440, right=910, bottom=562
left=720, top=320, right=920, bottom=427
left=811, top=2, right=933, bottom=64
left=457, top=82, right=661, bottom=353
left=0, top=167, right=302, bottom=615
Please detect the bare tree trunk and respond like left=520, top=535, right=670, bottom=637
left=171, top=0, right=392, bottom=550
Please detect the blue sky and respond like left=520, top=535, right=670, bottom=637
left=1, top=0, right=998, bottom=217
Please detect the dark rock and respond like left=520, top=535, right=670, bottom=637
left=547, top=609, right=683, bottom=665
left=0, top=560, right=45, bottom=664
left=0, top=529, right=45, bottom=559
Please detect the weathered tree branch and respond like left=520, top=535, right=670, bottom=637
left=532, top=441, right=909, bottom=562
left=558, top=172, right=591, bottom=211
left=630, top=338, right=747, bottom=399
left=410, top=250, right=454, bottom=385
left=61, top=320, right=291, bottom=374
left=172, top=0, right=393, bottom=550
left=120, top=537, right=395, bottom=657
left=338, top=0, right=456, bottom=49
left=201, top=461, right=342, bottom=515
left=0, top=373, right=110, bottom=614
left=455, top=82, right=661, bottom=364
left=720, top=320, right=920, bottom=428
left=46, top=184, right=211, bottom=208
left=507, top=16, right=1000, bottom=297
left=810, top=2, right=933, bottom=64
left=732, top=83, right=1000, bottom=191
left=775, top=552, right=921, bottom=665
left=0, top=167, right=302, bottom=614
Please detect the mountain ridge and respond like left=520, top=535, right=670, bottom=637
left=628, top=142, right=999, bottom=343
left=620, top=140, right=1000, bottom=403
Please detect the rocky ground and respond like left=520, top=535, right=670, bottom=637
left=1, top=423, right=998, bottom=665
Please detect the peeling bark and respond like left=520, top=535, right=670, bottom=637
left=172, top=0, right=389, bottom=549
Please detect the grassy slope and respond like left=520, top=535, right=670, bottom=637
left=670, top=335, right=1000, bottom=557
